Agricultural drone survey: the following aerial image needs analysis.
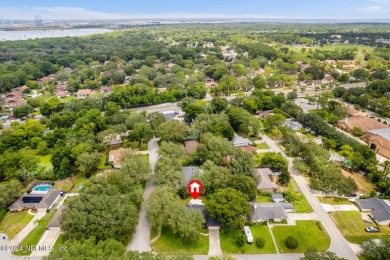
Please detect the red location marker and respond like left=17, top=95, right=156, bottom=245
left=188, top=180, right=202, bottom=199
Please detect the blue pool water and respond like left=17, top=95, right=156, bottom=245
left=32, top=185, right=52, bottom=192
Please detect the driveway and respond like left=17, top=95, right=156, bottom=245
left=321, top=204, right=359, bottom=213
left=288, top=212, right=319, bottom=221
left=127, top=138, right=159, bottom=252
left=261, top=134, right=358, bottom=260
left=208, top=228, right=222, bottom=256
left=30, top=228, right=60, bottom=257
left=194, top=254, right=304, bottom=260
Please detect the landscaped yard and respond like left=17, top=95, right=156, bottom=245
left=317, top=197, right=353, bottom=205
left=38, top=154, right=53, bottom=170
left=279, top=179, right=313, bottom=213
left=0, top=211, right=34, bottom=239
left=150, top=227, right=209, bottom=255
left=272, top=220, right=330, bottom=253
left=220, top=224, right=276, bottom=254
left=331, top=211, right=390, bottom=244
left=255, top=142, right=270, bottom=150
left=14, top=209, right=57, bottom=255
left=255, top=196, right=273, bottom=203
left=71, top=172, right=93, bottom=192
left=53, top=178, right=74, bottom=193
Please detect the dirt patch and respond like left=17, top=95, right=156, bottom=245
left=341, top=170, right=366, bottom=194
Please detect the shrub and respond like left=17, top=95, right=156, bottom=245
left=237, top=234, right=246, bottom=247
left=285, top=236, right=298, bottom=249
left=256, top=237, right=265, bottom=248
left=178, top=186, right=190, bottom=199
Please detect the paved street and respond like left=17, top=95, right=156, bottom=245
left=127, top=138, right=159, bottom=252
left=261, top=134, right=358, bottom=260
left=194, top=254, right=304, bottom=260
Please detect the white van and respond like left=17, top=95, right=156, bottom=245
left=243, top=226, right=253, bottom=243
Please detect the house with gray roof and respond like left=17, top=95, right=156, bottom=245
left=250, top=203, right=288, bottom=222
left=232, top=133, right=252, bottom=147
left=182, top=166, right=200, bottom=186
left=271, top=193, right=284, bottom=203
left=8, top=189, right=61, bottom=212
left=356, top=198, right=390, bottom=225
left=284, top=118, right=303, bottom=131
left=255, top=168, right=278, bottom=191
left=46, top=206, right=65, bottom=230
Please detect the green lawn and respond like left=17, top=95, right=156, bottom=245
left=272, top=221, right=330, bottom=253
left=256, top=143, right=270, bottom=149
left=38, top=155, right=53, bottom=170
left=0, top=211, right=34, bottom=239
left=71, top=172, right=93, bottom=192
left=151, top=228, right=209, bottom=255
left=14, top=209, right=57, bottom=255
left=281, top=180, right=313, bottom=213
left=317, top=197, right=353, bottom=205
left=0, top=209, right=6, bottom=222
left=220, top=224, right=276, bottom=254
left=53, top=179, right=74, bottom=193
left=255, top=196, right=273, bottom=203
left=331, top=211, right=390, bottom=244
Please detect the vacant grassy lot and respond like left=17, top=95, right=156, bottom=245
left=278, top=179, right=313, bottom=213
left=317, top=197, right=354, bottom=205
left=151, top=228, right=209, bottom=255
left=331, top=211, right=390, bottom=244
left=37, top=154, right=53, bottom=170
left=53, top=178, right=74, bottom=193
left=14, top=209, right=57, bottom=255
left=220, top=224, right=276, bottom=254
left=273, top=221, right=330, bottom=253
left=0, top=211, right=34, bottom=239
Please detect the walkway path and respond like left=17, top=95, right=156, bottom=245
left=127, top=138, right=159, bottom=252
left=261, top=134, right=358, bottom=260
left=207, top=228, right=222, bottom=256
left=268, top=224, right=279, bottom=254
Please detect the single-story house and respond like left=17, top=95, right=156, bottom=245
left=232, top=133, right=252, bottom=147
left=187, top=200, right=220, bottom=229
left=8, top=189, right=61, bottom=212
left=182, top=166, right=200, bottom=187
left=284, top=118, right=303, bottom=131
left=100, top=86, right=112, bottom=95
left=356, top=198, right=390, bottom=225
left=282, top=203, right=294, bottom=213
left=255, top=168, right=278, bottom=191
left=271, top=193, right=284, bottom=203
left=108, top=148, right=128, bottom=169
left=184, top=140, right=199, bottom=154
left=257, top=111, right=273, bottom=119
left=250, top=203, right=288, bottom=222
left=347, top=107, right=367, bottom=117
left=76, top=89, right=95, bottom=99
left=329, top=152, right=345, bottom=166
left=46, top=206, right=65, bottom=230
left=162, top=111, right=177, bottom=121
left=365, top=128, right=390, bottom=160
left=337, top=116, right=389, bottom=134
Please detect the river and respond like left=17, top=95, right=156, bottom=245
left=0, top=28, right=113, bottom=41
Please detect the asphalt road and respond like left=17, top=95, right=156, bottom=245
left=261, top=134, right=358, bottom=260
left=127, top=138, right=159, bottom=252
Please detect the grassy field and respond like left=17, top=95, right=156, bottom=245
left=331, top=211, right=390, bottom=244
left=220, top=224, right=276, bottom=254
left=279, top=179, right=313, bottom=213
left=53, top=178, right=74, bottom=193
left=71, top=172, right=93, bottom=192
left=0, top=211, right=34, bottom=239
left=255, top=196, right=273, bottom=203
left=256, top=143, right=270, bottom=149
left=37, top=154, right=53, bottom=170
left=150, top=228, right=209, bottom=255
left=0, top=209, right=6, bottom=222
left=317, top=197, right=353, bottom=205
left=14, top=209, right=57, bottom=255
left=272, top=221, right=330, bottom=253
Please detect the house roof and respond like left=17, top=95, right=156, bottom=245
left=282, top=203, right=294, bottom=210
left=232, top=133, right=251, bottom=147
left=184, top=140, right=199, bottom=154
left=250, top=203, right=288, bottom=222
left=347, top=107, right=366, bottom=117
left=367, top=128, right=390, bottom=141
left=182, top=166, right=200, bottom=186
left=8, top=189, right=61, bottom=211
left=357, top=198, right=390, bottom=222
left=108, top=148, right=128, bottom=167
left=284, top=118, right=303, bottom=130
left=240, top=145, right=257, bottom=153
left=255, top=168, right=278, bottom=190
left=46, top=205, right=65, bottom=229
left=271, top=193, right=284, bottom=200
left=329, top=152, right=345, bottom=163
left=76, top=89, right=94, bottom=95
left=338, top=116, right=389, bottom=133
left=187, top=204, right=220, bottom=227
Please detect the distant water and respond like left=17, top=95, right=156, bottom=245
left=0, top=28, right=113, bottom=41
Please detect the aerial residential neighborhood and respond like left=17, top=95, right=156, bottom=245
left=0, top=1, right=390, bottom=260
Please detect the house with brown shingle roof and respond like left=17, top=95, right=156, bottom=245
left=184, top=140, right=199, bottom=154
left=76, top=89, right=95, bottom=99
left=337, top=116, right=389, bottom=134
left=108, top=148, right=128, bottom=169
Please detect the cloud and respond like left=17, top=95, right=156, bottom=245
left=369, top=0, right=390, bottom=4
left=357, top=5, right=385, bottom=11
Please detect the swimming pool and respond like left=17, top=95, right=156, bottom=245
left=30, top=184, right=52, bottom=194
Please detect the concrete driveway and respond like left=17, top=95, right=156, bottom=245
left=321, top=204, right=359, bottom=212
left=30, top=228, right=60, bottom=257
left=208, top=228, right=222, bottom=256
left=127, top=138, right=159, bottom=252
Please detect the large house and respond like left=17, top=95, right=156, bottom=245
left=255, top=168, right=278, bottom=191
left=365, top=128, right=390, bottom=160
left=356, top=198, right=390, bottom=225
left=250, top=203, right=288, bottom=223
left=8, top=189, right=61, bottom=212
left=337, top=116, right=389, bottom=134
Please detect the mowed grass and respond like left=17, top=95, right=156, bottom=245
left=53, top=179, right=74, bottom=193
left=331, top=211, right=390, bottom=244
left=38, top=154, right=53, bottom=170
left=272, top=221, right=330, bottom=253
left=14, top=209, right=57, bottom=255
left=220, top=224, right=276, bottom=254
left=256, top=142, right=270, bottom=150
left=0, top=211, right=34, bottom=239
left=151, top=227, right=209, bottom=255
left=317, top=197, right=354, bottom=205
left=279, top=179, right=313, bottom=213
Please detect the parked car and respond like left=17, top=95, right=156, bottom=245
left=365, top=227, right=380, bottom=232
left=243, top=226, right=253, bottom=243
